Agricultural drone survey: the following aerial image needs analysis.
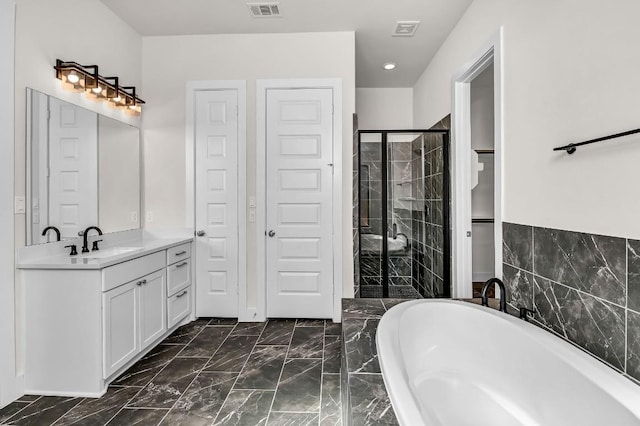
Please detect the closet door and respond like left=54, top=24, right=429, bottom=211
left=194, top=90, right=239, bottom=317
left=265, top=88, right=334, bottom=318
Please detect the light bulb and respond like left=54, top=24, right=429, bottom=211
left=67, top=72, right=80, bottom=83
left=92, top=86, right=102, bottom=94
left=383, top=62, right=397, bottom=70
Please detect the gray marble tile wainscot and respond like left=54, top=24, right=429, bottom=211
left=503, top=221, right=640, bottom=383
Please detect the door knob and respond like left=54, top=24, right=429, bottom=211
left=196, top=230, right=206, bottom=237
left=268, top=230, right=276, bottom=237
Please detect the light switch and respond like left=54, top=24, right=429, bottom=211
left=14, top=196, right=25, bottom=214
left=248, top=196, right=256, bottom=208
left=248, top=209, right=256, bottom=223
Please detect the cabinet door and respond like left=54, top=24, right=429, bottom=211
left=103, top=281, right=139, bottom=378
left=139, top=269, right=167, bottom=349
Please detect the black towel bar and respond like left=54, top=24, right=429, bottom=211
left=553, top=128, right=640, bottom=154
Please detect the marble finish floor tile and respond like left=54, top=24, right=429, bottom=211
left=178, top=326, right=232, bottom=358
left=53, top=386, right=139, bottom=426
left=320, top=374, right=341, bottom=426
left=267, top=412, right=319, bottom=425
left=2, top=316, right=342, bottom=426
left=257, top=320, right=295, bottom=345
left=127, top=357, right=208, bottom=409
left=230, top=322, right=266, bottom=336
left=163, top=319, right=209, bottom=345
left=204, top=335, right=259, bottom=372
left=342, top=298, right=386, bottom=319
left=213, top=390, right=274, bottom=426
left=4, top=396, right=83, bottom=426
left=105, top=408, right=168, bottom=425
left=112, top=344, right=183, bottom=387
left=323, top=335, right=341, bottom=374
left=234, top=345, right=288, bottom=390
left=160, top=372, right=237, bottom=426
left=271, top=358, right=322, bottom=412
left=288, top=327, right=324, bottom=358
left=0, top=401, right=30, bottom=424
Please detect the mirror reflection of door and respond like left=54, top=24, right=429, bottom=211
left=48, top=97, right=98, bottom=241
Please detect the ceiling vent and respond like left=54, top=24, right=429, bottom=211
left=392, top=21, right=420, bottom=37
left=247, top=2, right=281, bottom=18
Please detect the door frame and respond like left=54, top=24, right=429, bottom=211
left=185, top=80, right=247, bottom=319
left=451, top=28, right=504, bottom=298
left=256, top=79, right=343, bottom=322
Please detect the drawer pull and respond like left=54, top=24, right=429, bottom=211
left=176, top=290, right=188, bottom=298
left=176, top=261, right=188, bottom=268
left=175, top=251, right=187, bottom=256
left=136, top=279, right=147, bottom=286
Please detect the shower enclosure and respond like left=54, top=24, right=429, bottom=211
left=357, top=129, right=450, bottom=299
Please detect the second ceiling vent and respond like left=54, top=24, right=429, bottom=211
left=392, top=21, right=420, bottom=37
left=247, top=2, right=281, bottom=17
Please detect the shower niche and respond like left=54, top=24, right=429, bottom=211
left=357, top=129, right=450, bottom=299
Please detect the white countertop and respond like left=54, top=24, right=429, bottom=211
left=17, top=236, right=193, bottom=270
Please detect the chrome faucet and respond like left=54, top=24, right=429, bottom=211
left=41, top=226, right=61, bottom=242
left=480, top=277, right=508, bottom=313
left=81, top=226, right=103, bottom=253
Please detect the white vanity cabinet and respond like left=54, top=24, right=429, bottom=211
left=103, top=268, right=167, bottom=378
left=20, top=238, right=193, bottom=397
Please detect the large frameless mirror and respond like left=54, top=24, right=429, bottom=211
left=26, top=88, right=141, bottom=245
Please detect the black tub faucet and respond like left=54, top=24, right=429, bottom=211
left=82, top=226, right=103, bottom=253
left=481, top=277, right=508, bottom=313
left=41, top=226, right=61, bottom=242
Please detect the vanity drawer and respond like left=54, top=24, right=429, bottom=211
left=167, top=243, right=191, bottom=265
left=167, top=258, right=190, bottom=296
left=102, top=251, right=165, bottom=292
left=167, top=287, right=191, bottom=329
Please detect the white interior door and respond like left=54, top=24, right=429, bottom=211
left=265, top=88, right=334, bottom=318
left=195, top=90, right=239, bottom=317
left=48, top=98, right=98, bottom=239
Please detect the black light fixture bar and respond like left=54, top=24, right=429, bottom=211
left=553, top=128, right=640, bottom=155
left=54, top=59, right=144, bottom=109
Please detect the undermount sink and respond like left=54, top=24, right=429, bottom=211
left=80, top=246, right=144, bottom=259
left=361, top=234, right=408, bottom=255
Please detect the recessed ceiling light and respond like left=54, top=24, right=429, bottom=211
left=383, top=62, right=396, bottom=70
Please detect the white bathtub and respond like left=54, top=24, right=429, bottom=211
left=376, top=300, right=640, bottom=426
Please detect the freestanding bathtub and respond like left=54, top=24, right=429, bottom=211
left=376, top=300, right=640, bottom=426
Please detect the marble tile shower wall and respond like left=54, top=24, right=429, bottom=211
left=411, top=133, right=444, bottom=298
left=503, top=222, right=640, bottom=382
left=353, top=114, right=360, bottom=297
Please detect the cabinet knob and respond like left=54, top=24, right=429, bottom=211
left=196, top=230, right=206, bottom=237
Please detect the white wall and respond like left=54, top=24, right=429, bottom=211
left=414, top=0, right=640, bottom=239
left=0, top=0, right=19, bottom=407
left=142, top=32, right=356, bottom=308
left=356, top=88, right=413, bottom=130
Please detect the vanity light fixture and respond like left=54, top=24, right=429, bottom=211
left=54, top=59, right=145, bottom=115
left=383, top=62, right=397, bottom=70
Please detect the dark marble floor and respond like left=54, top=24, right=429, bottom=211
left=0, top=318, right=342, bottom=426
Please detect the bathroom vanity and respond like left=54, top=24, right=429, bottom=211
left=17, top=234, right=194, bottom=397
